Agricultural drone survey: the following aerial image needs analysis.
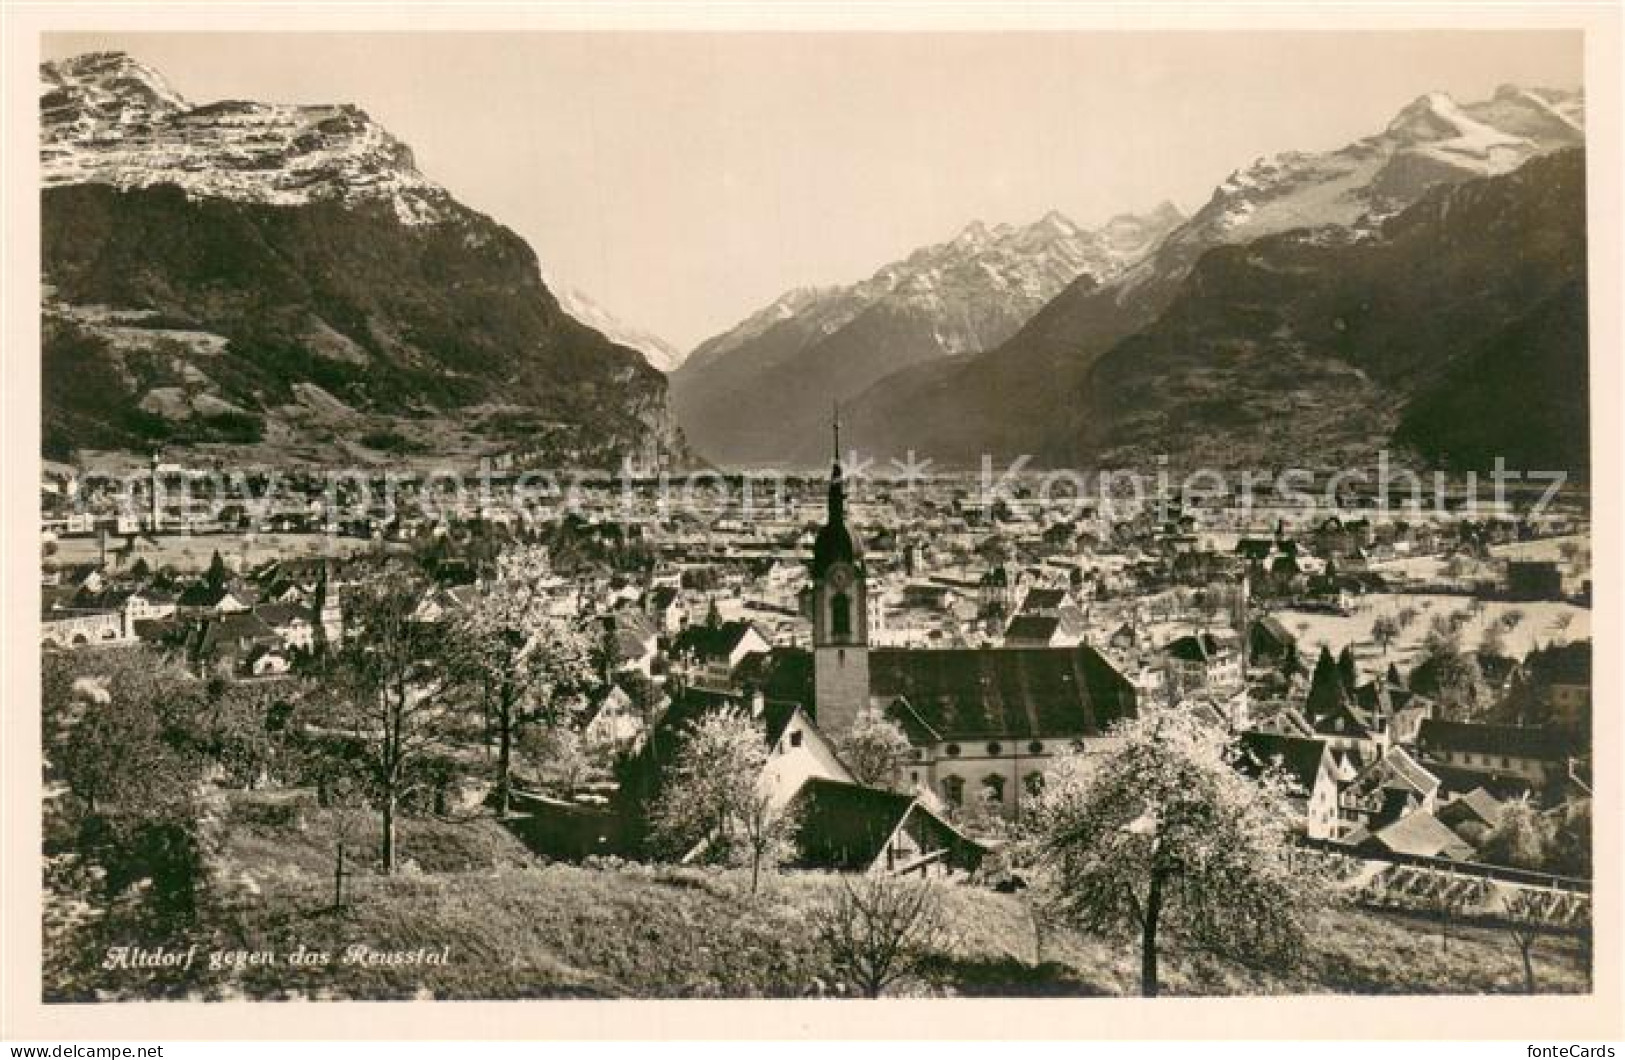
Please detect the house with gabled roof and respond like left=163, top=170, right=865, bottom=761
left=1250, top=704, right=1318, bottom=741
left=1162, top=630, right=1244, bottom=699
left=191, top=610, right=280, bottom=672
left=1415, top=719, right=1574, bottom=789
left=1237, top=730, right=1340, bottom=839
left=618, top=678, right=983, bottom=875
left=582, top=684, right=656, bottom=755
left=253, top=602, right=315, bottom=652
left=590, top=608, right=660, bottom=677
left=1352, top=810, right=1473, bottom=861
left=1003, top=613, right=1072, bottom=648
left=175, top=581, right=250, bottom=617
left=1339, top=745, right=1441, bottom=836
left=1017, top=586, right=1075, bottom=616
left=645, top=584, right=688, bottom=637
left=1523, top=640, right=1592, bottom=732
left=1435, top=786, right=1507, bottom=848
left=410, top=583, right=478, bottom=623
left=671, top=619, right=773, bottom=683
left=787, top=777, right=984, bottom=877
left=1247, top=615, right=1297, bottom=669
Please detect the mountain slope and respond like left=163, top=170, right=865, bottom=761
left=671, top=205, right=1183, bottom=466
left=842, top=85, right=1585, bottom=467
left=1071, top=148, right=1588, bottom=472
left=40, top=51, right=684, bottom=468
left=550, top=284, right=686, bottom=373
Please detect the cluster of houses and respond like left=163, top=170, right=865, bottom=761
left=614, top=448, right=1592, bottom=878
left=1239, top=636, right=1590, bottom=863
left=42, top=554, right=343, bottom=676
left=41, top=441, right=1592, bottom=880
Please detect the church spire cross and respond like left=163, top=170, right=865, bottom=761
left=832, top=400, right=842, bottom=466
left=827, top=399, right=848, bottom=521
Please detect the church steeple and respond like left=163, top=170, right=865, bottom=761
left=812, top=402, right=862, bottom=581
left=811, top=404, right=869, bottom=736
left=828, top=402, right=846, bottom=525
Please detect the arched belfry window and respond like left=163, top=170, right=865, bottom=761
left=831, top=592, right=852, bottom=638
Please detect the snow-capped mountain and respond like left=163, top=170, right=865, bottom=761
left=40, top=52, right=684, bottom=468
left=549, top=283, right=687, bottom=373
left=840, top=84, right=1586, bottom=467
left=678, top=286, right=838, bottom=375
left=42, top=51, right=450, bottom=224
left=695, top=204, right=1182, bottom=366
left=672, top=203, right=1184, bottom=464
left=47, top=52, right=682, bottom=376
left=1131, top=85, right=1585, bottom=287
left=862, top=205, right=1185, bottom=349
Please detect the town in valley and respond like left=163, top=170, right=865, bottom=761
left=37, top=41, right=1595, bottom=1002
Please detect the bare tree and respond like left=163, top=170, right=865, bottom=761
left=737, top=788, right=801, bottom=898
left=814, top=874, right=947, bottom=998
left=327, top=568, right=458, bottom=873
left=1500, top=889, right=1548, bottom=993
left=1371, top=615, right=1400, bottom=657
left=1429, top=878, right=1485, bottom=955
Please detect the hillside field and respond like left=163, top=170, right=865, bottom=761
left=45, top=793, right=1591, bottom=1002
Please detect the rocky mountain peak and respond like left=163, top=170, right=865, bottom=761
left=1037, top=209, right=1079, bottom=237
left=40, top=52, right=684, bottom=468
left=1171, top=84, right=1580, bottom=252
left=549, top=281, right=687, bottom=373
left=42, top=51, right=187, bottom=133
left=41, top=50, right=448, bottom=224
left=1384, top=91, right=1471, bottom=141
left=832, top=86, right=1585, bottom=471
left=671, top=199, right=1184, bottom=464
left=951, top=219, right=992, bottom=246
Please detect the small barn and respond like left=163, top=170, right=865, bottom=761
left=788, top=777, right=985, bottom=878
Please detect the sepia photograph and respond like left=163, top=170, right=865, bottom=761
left=2, top=2, right=1621, bottom=1047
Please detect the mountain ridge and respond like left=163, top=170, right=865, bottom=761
left=671, top=203, right=1186, bottom=465
left=836, top=85, right=1586, bottom=469
left=40, top=51, right=686, bottom=469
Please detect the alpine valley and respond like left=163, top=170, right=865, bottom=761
left=39, top=54, right=1587, bottom=477
left=670, top=204, right=1185, bottom=466
left=686, top=85, right=1587, bottom=473
left=838, top=86, right=1587, bottom=473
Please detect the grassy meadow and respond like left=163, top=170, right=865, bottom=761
left=44, top=792, right=1591, bottom=1002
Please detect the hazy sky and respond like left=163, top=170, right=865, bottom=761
left=43, top=31, right=1582, bottom=350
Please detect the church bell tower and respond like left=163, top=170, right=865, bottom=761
left=811, top=407, right=869, bottom=736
